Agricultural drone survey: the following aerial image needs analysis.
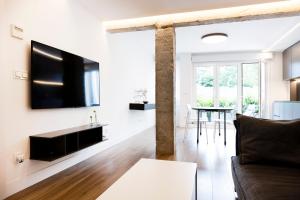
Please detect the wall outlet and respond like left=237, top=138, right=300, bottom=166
left=15, top=153, right=25, bottom=164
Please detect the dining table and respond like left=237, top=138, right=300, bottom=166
left=192, top=107, right=234, bottom=145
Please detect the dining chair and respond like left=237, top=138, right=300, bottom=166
left=212, top=109, right=236, bottom=142
left=243, top=104, right=258, bottom=117
left=185, top=104, right=208, bottom=143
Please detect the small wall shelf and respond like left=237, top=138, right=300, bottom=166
left=129, top=103, right=156, bottom=110
left=30, top=124, right=107, bottom=161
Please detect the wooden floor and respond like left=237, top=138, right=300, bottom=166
left=7, top=126, right=236, bottom=200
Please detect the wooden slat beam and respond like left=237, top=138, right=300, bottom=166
left=104, top=1, right=300, bottom=33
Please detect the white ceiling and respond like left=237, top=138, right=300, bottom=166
left=76, top=0, right=280, bottom=20
left=75, top=0, right=300, bottom=54
left=176, top=16, right=300, bottom=53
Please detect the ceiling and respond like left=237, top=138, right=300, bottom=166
left=75, top=0, right=300, bottom=54
left=76, top=0, right=280, bottom=20
left=176, top=16, right=300, bottom=53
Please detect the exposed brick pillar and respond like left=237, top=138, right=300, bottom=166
left=155, top=26, right=176, bottom=155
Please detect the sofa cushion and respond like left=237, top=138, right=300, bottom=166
left=235, top=114, right=300, bottom=166
left=231, top=156, right=300, bottom=200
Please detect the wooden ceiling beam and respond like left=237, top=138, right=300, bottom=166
left=104, top=1, right=300, bottom=33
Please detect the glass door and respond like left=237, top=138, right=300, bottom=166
left=193, top=62, right=261, bottom=119
left=242, top=62, right=261, bottom=117
left=195, top=65, right=214, bottom=107
left=218, top=65, right=238, bottom=108
left=218, top=64, right=238, bottom=120
left=194, top=63, right=238, bottom=110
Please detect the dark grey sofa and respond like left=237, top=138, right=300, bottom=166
left=231, top=114, right=300, bottom=200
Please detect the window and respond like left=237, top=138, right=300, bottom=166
left=193, top=62, right=261, bottom=117
left=218, top=65, right=238, bottom=108
left=242, top=63, right=261, bottom=117
left=195, top=65, right=214, bottom=107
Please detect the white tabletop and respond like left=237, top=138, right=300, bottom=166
left=97, top=158, right=197, bottom=200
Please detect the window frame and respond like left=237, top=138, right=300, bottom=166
left=192, top=60, right=261, bottom=116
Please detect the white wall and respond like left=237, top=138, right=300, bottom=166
left=104, top=31, right=155, bottom=141
left=176, top=54, right=193, bottom=127
left=0, top=0, right=155, bottom=198
left=175, top=58, right=181, bottom=126
left=264, top=52, right=290, bottom=118
left=0, top=0, right=6, bottom=197
left=191, top=52, right=273, bottom=63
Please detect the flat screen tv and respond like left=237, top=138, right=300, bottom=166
left=31, top=41, right=100, bottom=109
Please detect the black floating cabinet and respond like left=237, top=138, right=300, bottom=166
left=78, top=128, right=103, bottom=150
left=30, top=124, right=107, bottom=162
left=30, top=136, right=66, bottom=161
left=66, top=133, right=78, bottom=154
left=129, top=103, right=156, bottom=110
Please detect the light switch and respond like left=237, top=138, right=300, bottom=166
left=11, top=24, right=24, bottom=40
left=14, top=71, right=28, bottom=80
left=15, top=71, right=22, bottom=79
left=22, top=72, right=28, bottom=79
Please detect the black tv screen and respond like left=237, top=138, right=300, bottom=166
left=31, top=41, right=100, bottom=109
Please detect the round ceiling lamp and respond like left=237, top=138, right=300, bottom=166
left=201, top=33, right=228, bottom=44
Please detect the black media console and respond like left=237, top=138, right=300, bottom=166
left=30, top=124, right=107, bottom=161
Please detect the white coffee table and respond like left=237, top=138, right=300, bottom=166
left=97, top=158, right=197, bottom=200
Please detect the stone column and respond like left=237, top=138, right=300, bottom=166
left=155, top=26, right=176, bottom=155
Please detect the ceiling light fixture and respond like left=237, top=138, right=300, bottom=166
left=201, top=33, right=228, bottom=44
